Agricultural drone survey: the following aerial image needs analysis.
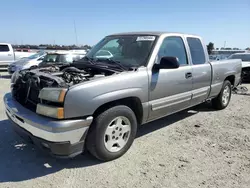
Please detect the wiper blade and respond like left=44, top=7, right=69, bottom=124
left=96, top=58, right=128, bottom=71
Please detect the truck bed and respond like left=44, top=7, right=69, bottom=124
left=209, top=59, right=242, bottom=97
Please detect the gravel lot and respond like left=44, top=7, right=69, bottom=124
left=0, top=71, right=249, bottom=188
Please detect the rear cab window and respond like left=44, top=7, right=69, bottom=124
left=0, top=45, right=10, bottom=52
left=187, top=37, right=206, bottom=65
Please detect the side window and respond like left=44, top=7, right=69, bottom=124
left=157, top=36, right=188, bottom=66
left=187, top=37, right=206, bottom=65
left=0, top=45, right=10, bottom=52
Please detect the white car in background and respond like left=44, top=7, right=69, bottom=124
left=228, top=53, right=250, bottom=82
left=8, top=51, right=47, bottom=74
left=69, top=49, right=88, bottom=54
left=0, top=43, right=35, bottom=70
left=38, top=51, right=86, bottom=67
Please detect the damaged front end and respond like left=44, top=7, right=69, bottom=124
left=11, top=64, right=116, bottom=115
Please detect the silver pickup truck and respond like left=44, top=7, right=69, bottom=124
left=4, top=32, right=242, bottom=161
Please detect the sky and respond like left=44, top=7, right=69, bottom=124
left=0, top=0, right=249, bottom=49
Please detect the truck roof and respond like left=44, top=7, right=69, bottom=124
left=107, top=31, right=199, bottom=38
left=0, top=43, right=11, bottom=45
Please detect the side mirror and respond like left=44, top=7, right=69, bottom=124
left=154, top=56, right=180, bottom=69
left=38, top=57, right=44, bottom=61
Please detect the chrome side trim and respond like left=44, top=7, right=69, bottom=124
left=192, top=87, right=210, bottom=99
left=150, top=92, right=192, bottom=111
left=152, top=98, right=191, bottom=111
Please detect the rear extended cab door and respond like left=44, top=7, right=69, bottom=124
left=0, top=44, right=14, bottom=64
left=185, top=36, right=212, bottom=106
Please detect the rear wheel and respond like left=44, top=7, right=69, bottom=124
left=212, top=80, right=232, bottom=110
left=86, top=105, right=137, bottom=161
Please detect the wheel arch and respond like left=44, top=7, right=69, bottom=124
left=224, top=75, right=235, bottom=86
left=93, top=97, right=144, bottom=125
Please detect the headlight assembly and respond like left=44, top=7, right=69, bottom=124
left=38, top=88, right=67, bottom=102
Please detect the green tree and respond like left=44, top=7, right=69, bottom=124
left=207, top=42, right=214, bottom=55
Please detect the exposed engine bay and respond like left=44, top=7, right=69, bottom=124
left=11, top=64, right=118, bottom=111
left=13, top=64, right=117, bottom=87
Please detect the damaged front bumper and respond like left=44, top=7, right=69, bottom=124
left=4, top=93, right=93, bottom=158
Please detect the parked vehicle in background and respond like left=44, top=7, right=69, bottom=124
left=211, top=49, right=249, bottom=57
left=228, top=53, right=250, bottom=82
left=209, top=54, right=228, bottom=61
left=69, top=49, right=88, bottom=54
left=15, top=48, right=33, bottom=52
left=8, top=51, right=47, bottom=74
left=5, top=32, right=242, bottom=161
left=38, top=51, right=86, bottom=68
left=0, top=43, right=35, bottom=69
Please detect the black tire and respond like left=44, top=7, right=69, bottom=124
left=86, top=105, right=137, bottom=161
left=212, top=80, right=232, bottom=110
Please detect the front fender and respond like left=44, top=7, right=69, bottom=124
left=63, top=70, right=149, bottom=118
left=64, top=88, right=146, bottom=118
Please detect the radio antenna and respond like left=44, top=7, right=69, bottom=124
left=74, top=20, right=78, bottom=46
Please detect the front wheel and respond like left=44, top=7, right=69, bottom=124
left=86, top=105, right=137, bottom=161
left=212, top=80, right=232, bottom=110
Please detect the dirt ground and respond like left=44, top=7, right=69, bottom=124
left=0, top=72, right=249, bottom=188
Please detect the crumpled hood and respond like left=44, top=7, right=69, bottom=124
left=242, top=61, right=250, bottom=68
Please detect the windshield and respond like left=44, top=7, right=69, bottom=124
left=228, top=54, right=250, bottom=61
left=27, top=51, right=45, bottom=59
left=85, top=35, right=157, bottom=67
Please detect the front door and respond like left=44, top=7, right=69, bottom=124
left=148, top=36, right=193, bottom=121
